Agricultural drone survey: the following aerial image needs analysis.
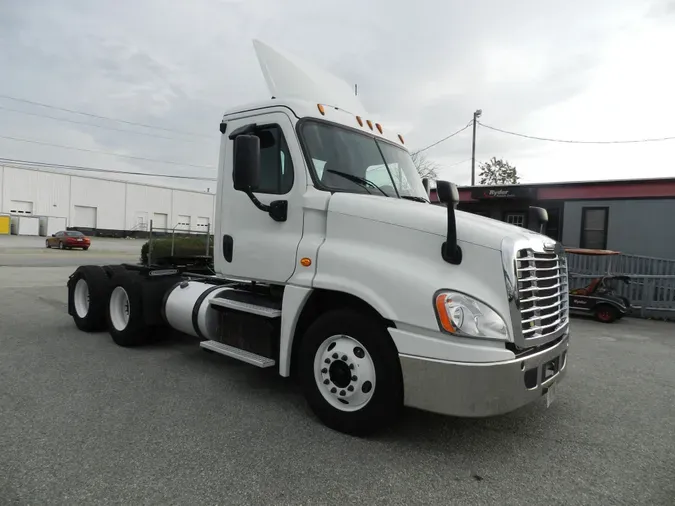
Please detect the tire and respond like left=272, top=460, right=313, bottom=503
left=45, top=240, right=50, bottom=249
left=83, top=247, right=89, bottom=251
left=67, top=266, right=110, bottom=332
left=105, top=272, right=150, bottom=347
left=595, top=304, right=618, bottom=323
left=298, top=309, right=403, bottom=436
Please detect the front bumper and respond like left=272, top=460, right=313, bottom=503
left=399, top=332, right=569, bottom=417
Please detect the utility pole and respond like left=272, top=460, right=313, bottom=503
left=471, top=109, right=482, bottom=186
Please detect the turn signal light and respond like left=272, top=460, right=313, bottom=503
left=300, top=257, right=312, bottom=267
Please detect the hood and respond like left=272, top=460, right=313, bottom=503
left=327, top=192, right=543, bottom=251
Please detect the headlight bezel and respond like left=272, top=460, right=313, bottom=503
left=433, top=289, right=511, bottom=342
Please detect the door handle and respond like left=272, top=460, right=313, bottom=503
left=222, top=235, right=233, bottom=262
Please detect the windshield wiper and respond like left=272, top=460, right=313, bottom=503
left=325, top=169, right=389, bottom=197
left=400, top=196, right=429, bottom=203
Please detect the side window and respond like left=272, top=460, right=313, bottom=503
left=56, top=232, right=63, bottom=237
left=249, top=125, right=294, bottom=195
left=580, top=207, right=608, bottom=249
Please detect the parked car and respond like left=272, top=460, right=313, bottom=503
left=46, top=230, right=91, bottom=250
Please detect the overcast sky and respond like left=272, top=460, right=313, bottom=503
left=1, top=0, right=674, bottom=192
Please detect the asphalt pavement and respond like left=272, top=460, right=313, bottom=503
left=1, top=238, right=674, bottom=505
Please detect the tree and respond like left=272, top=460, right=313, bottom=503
left=410, top=151, right=440, bottom=179
left=478, top=157, right=520, bottom=185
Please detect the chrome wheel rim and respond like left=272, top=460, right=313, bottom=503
left=109, top=286, right=130, bottom=331
left=73, top=279, right=90, bottom=318
left=313, top=334, right=376, bottom=412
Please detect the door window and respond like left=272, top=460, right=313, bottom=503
left=246, top=125, right=294, bottom=195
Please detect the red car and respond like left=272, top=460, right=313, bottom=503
left=46, top=230, right=91, bottom=250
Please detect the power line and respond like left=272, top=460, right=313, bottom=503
left=0, top=93, right=213, bottom=139
left=0, top=157, right=217, bottom=181
left=446, top=158, right=471, bottom=168
left=0, top=105, right=215, bottom=143
left=413, top=121, right=472, bottom=154
left=0, top=134, right=214, bottom=169
left=478, top=121, right=675, bottom=144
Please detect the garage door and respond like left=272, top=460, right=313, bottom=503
left=9, top=200, right=34, bottom=215
left=196, top=216, right=210, bottom=232
left=153, top=213, right=168, bottom=231
left=176, top=215, right=190, bottom=231
left=74, top=205, right=97, bottom=228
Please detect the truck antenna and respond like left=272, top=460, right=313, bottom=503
left=354, top=84, right=358, bottom=96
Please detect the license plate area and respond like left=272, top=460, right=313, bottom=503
left=541, top=356, right=560, bottom=383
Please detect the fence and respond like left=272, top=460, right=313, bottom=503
left=567, top=252, right=675, bottom=320
left=144, top=220, right=213, bottom=267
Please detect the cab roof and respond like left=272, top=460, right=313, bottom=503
left=222, top=98, right=409, bottom=150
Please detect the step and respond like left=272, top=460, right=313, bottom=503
left=209, top=297, right=282, bottom=318
left=200, top=340, right=276, bottom=368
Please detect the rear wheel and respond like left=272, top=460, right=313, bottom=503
left=106, top=272, right=150, bottom=347
left=595, top=304, right=618, bottom=323
left=67, top=266, right=110, bottom=332
left=45, top=240, right=50, bottom=248
left=298, top=309, right=403, bottom=436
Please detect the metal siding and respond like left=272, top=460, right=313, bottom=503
left=563, top=199, right=675, bottom=258
left=125, top=184, right=172, bottom=231
left=70, top=176, right=125, bottom=230
left=1, top=166, right=215, bottom=233
left=1, top=167, right=70, bottom=218
left=171, top=190, right=214, bottom=230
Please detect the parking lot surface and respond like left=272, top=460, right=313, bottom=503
left=1, top=242, right=674, bottom=505
left=0, top=235, right=143, bottom=267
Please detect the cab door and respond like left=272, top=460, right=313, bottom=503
left=216, top=111, right=306, bottom=284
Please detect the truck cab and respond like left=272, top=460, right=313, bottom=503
left=67, top=40, right=570, bottom=436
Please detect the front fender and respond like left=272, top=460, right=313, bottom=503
left=313, top=212, right=512, bottom=336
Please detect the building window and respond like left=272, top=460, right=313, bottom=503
left=580, top=207, right=608, bottom=249
left=506, top=213, right=525, bottom=227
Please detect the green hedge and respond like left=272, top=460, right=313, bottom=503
left=141, top=237, right=214, bottom=265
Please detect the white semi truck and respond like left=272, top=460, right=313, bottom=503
left=66, top=41, right=570, bottom=436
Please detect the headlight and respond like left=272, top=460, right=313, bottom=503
left=434, top=291, right=509, bottom=341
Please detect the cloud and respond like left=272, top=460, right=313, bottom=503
left=0, top=0, right=673, bottom=192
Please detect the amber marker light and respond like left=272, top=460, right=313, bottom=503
left=300, top=257, right=312, bottom=267
left=317, top=104, right=325, bottom=115
left=435, top=293, right=456, bottom=333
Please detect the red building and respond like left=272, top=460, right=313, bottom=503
left=430, top=177, right=675, bottom=258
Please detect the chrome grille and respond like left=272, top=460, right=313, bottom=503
left=516, top=249, right=568, bottom=341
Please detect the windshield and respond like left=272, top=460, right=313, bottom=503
left=299, top=120, right=428, bottom=201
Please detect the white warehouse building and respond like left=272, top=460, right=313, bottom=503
left=0, top=165, right=215, bottom=236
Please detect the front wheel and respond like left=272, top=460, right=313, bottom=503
left=298, top=309, right=403, bottom=436
left=595, top=304, right=618, bottom=323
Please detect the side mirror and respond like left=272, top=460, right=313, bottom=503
left=421, top=177, right=430, bottom=197
left=436, top=179, right=459, bottom=209
left=436, top=180, right=462, bottom=265
left=528, top=206, right=548, bottom=234
left=233, top=135, right=261, bottom=191
left=51, top=234, right=55, bottom=237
